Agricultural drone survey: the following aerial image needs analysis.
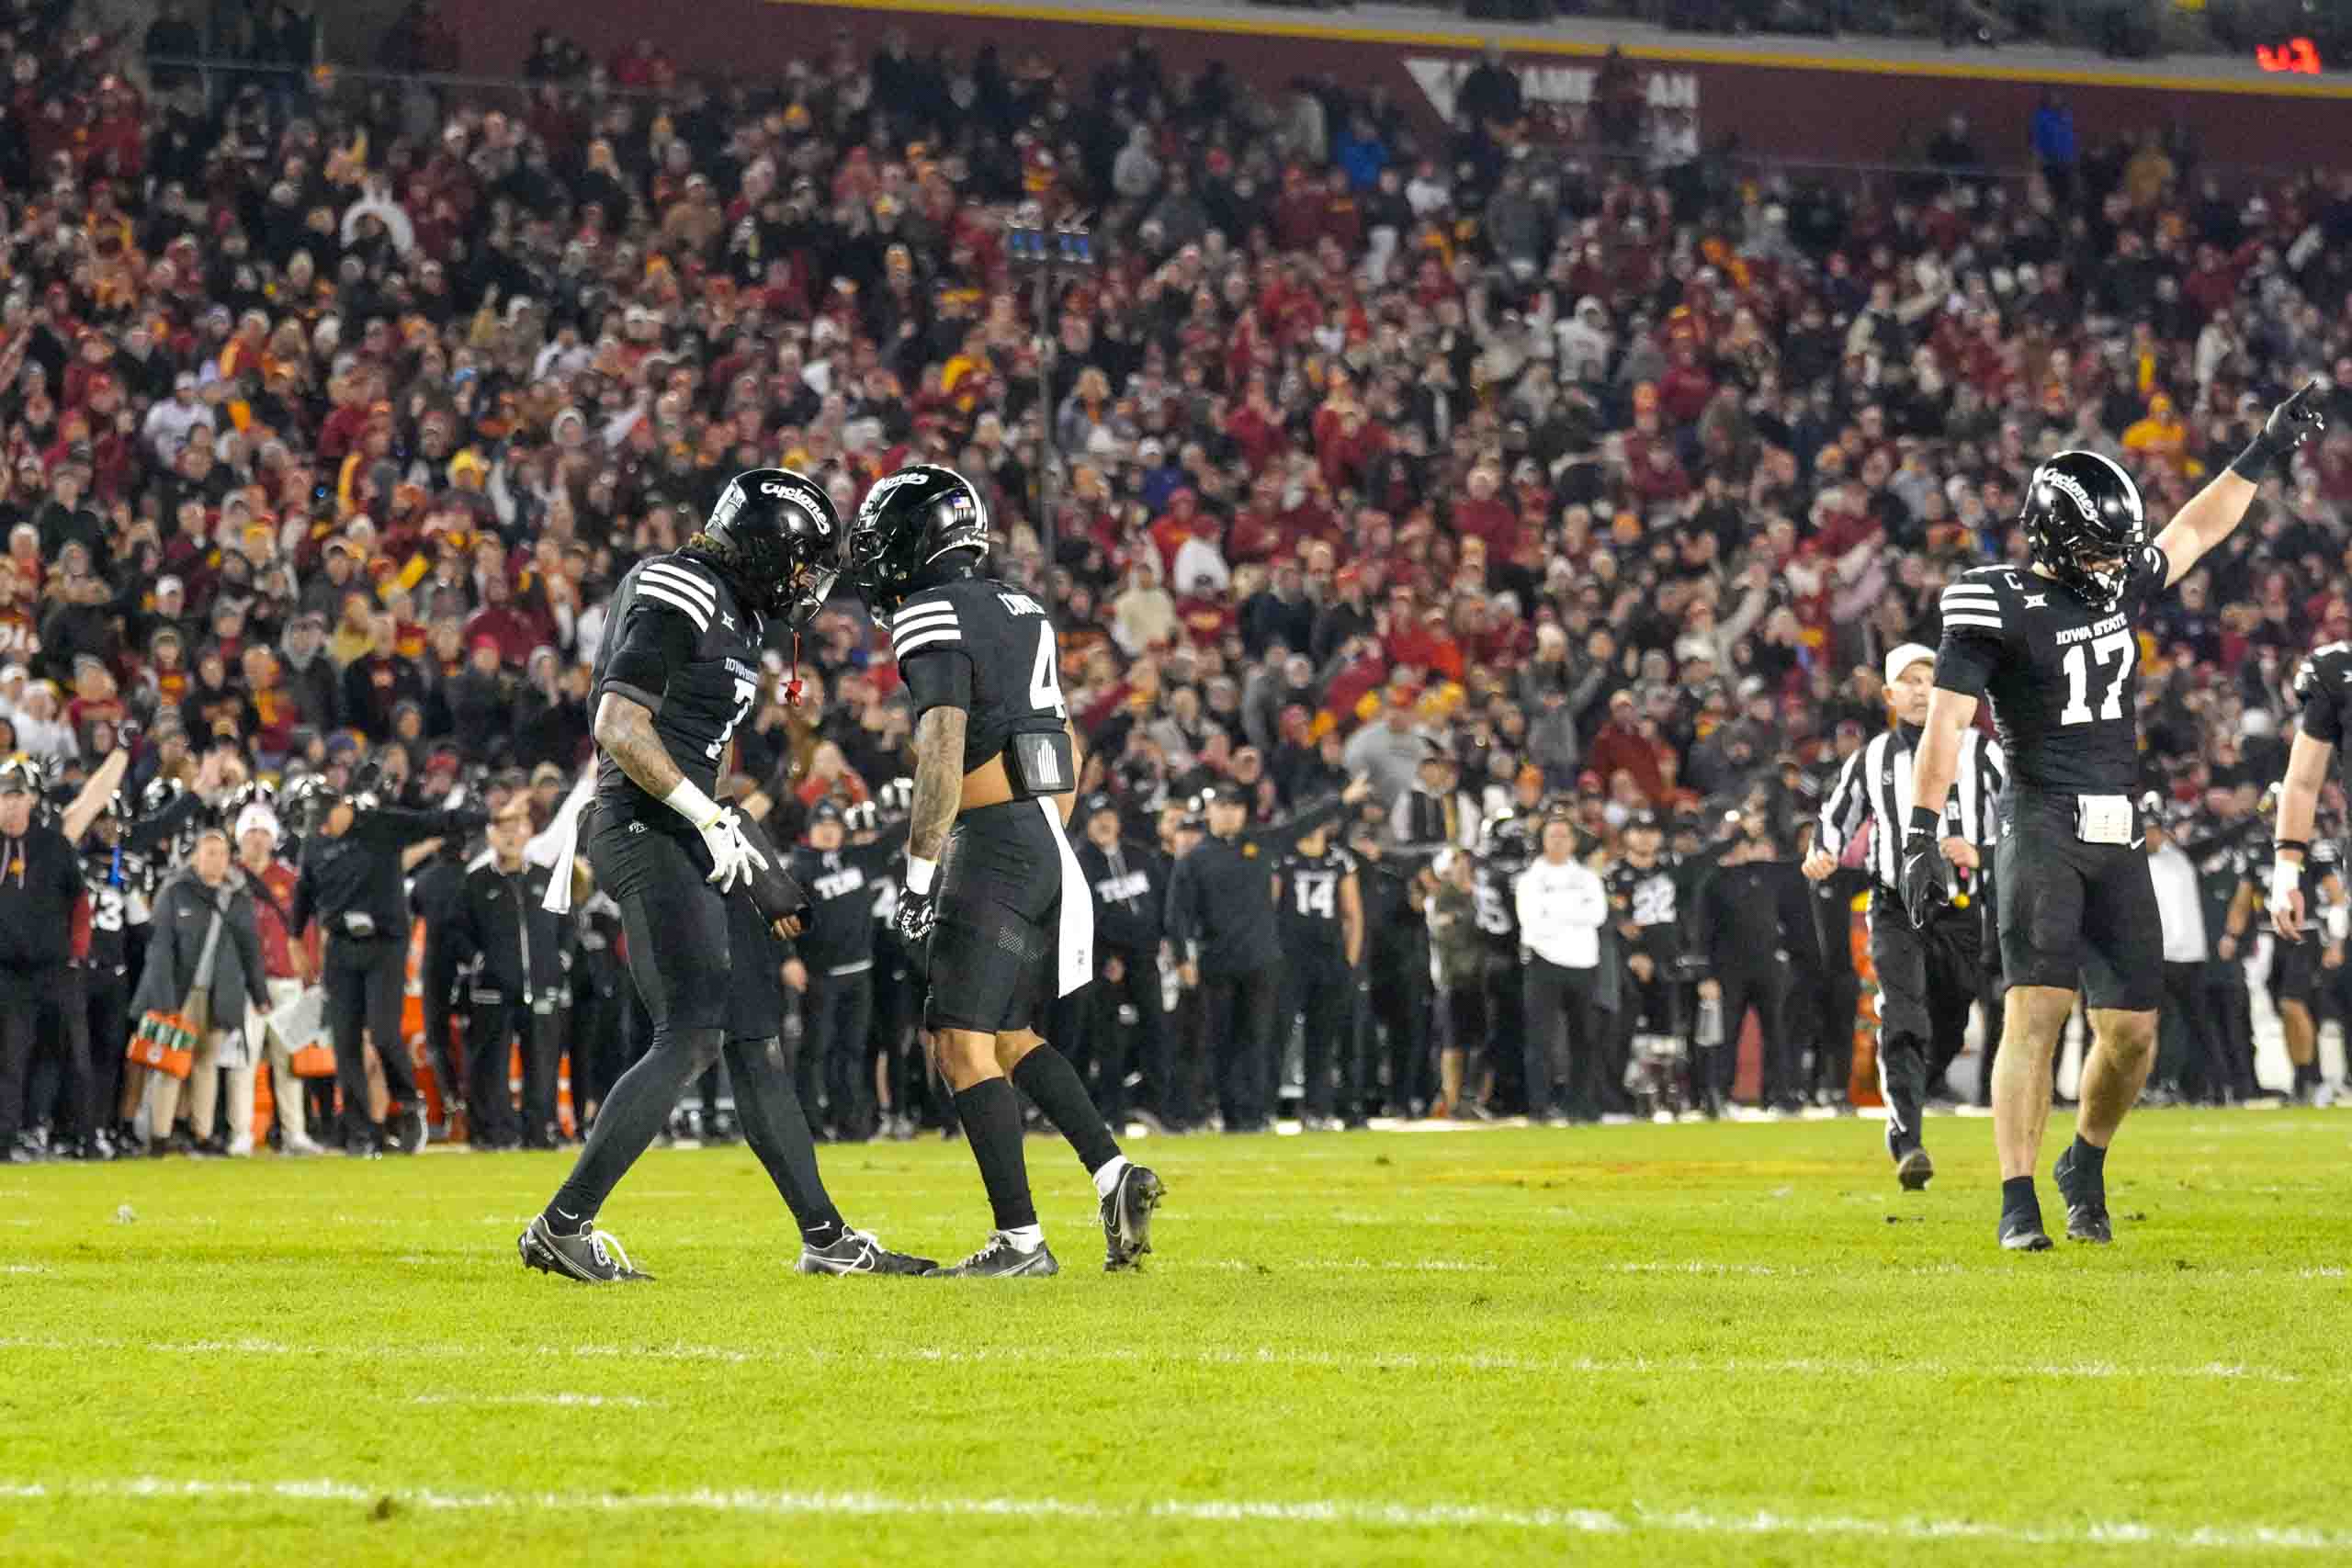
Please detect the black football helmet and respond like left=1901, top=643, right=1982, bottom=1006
left=281, top=772, right=342, bottom=834
left=845, top=465, right=990, bottom=615
left=2019, top=450, right=2144, bottom=613
left=695, top=467, right=842, bottom=627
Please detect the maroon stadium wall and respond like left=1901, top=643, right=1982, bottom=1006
left=441, top=0, right=2352, bottom=171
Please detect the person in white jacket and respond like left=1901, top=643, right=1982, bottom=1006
left=1516, top=815, right=1609, bottom=1123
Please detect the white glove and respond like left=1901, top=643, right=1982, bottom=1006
left=697, top=807, right=768, bottom=894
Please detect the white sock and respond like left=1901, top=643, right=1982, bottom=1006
left=1003, top=1224, right=1046, bottom=1251
left=1091, top=1155, right=1132, bottom=1201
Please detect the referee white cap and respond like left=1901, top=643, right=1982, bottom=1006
left=1883, top=643, right=1937, bottom=687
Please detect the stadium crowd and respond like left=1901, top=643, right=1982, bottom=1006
left=4, top=4, right=2352, bottom=1161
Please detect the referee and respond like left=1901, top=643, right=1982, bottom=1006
left=1808, top=643, right=2004, bottom=1190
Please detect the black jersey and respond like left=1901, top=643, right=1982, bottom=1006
left=1472, top=847, right=1531, bottom=943
left=592, top=550, right=764, bottom=837
left=886, top=571, right=1070, bottom=779
left=1276, top=843, right=1354, bottom=954
left=2293, top=640, right=2352, bottom=750
left=1604, top=854, right=1682, bottom=935
left=78, top=840, right=154, bottom=976
left=1934, top=546, right=2170, bottom=794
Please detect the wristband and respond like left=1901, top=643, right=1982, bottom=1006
left=2274, top=858, right=2302, bottom=894
left=905, top=855, right=937, bottom=896
left=2230, top=435, right=2284, bottom=483
left=2275, top=838, right=2311, bottom=860
left=662, top=777, right=722, bottom=831
left=1906, top=806, right=1942, bottom=840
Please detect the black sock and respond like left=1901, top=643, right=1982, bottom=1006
left=2068, top=1134, right=2107, bottom=1175
left=954, top=1077, right=1038, bottom=1232
left=2000, top=1175, right=2039, bottom=1216
left=2295, top=1058, right=2321, bottom=1093
left=547, top=1025, right=723, bottom=1233
left=721, top=1036, right=846, bottom=1246
left=1011, top=1045, right=1122, bottom=1175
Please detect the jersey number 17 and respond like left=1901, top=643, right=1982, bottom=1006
left=2058, top=629, right=2134, bottom=727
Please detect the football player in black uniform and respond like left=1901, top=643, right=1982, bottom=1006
left=848, top=465, right=1162, bottom=1278
left=1605, top=811, right=1695, bottom=1113
left=1274, top=818, right=1364, bottom=1130
left=1905, top=388, right=2324, bottom=1249
left=521, top=469, right=929, bottom=1282
left=2269, top=639, right=2352, bottom=1099
left=779, top=796, right=908, bottom=1139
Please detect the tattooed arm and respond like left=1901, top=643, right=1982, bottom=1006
left=906, top=705, right=968, bottom=865
left=594, top=692, right=685, bottom=800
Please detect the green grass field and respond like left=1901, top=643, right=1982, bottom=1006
left=4, top=1110, right=2351, bottom=1565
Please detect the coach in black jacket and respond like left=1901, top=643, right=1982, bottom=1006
left=454, top=806, right=566, bottom=1149
left=1166, top=775, right=1369, bottom=1131
left=1071, top=793, right=1173, bottom=1130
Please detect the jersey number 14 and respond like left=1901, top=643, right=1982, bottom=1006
left=2058, top=629, right=2134, bottom=727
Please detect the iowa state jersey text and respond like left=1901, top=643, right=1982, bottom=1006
left=1933, top=545, right=2169, bottom=795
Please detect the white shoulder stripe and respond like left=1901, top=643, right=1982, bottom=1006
left=891, top=626, right=963, bottom=658
left=635, top=582, right=713, bottom=629
left=890, top=604, right=958, bottom=630
left=1943, top=615, right=2003, bottom=632
left=641, top=563, right=718, bottom=608
left=1940, top=588, right=1998, bottom=604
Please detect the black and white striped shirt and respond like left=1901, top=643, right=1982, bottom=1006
left=1816, top=725, right=2007, bottom=892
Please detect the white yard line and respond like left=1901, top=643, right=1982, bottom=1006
left=0, top=1335, right=2318, bottom=1385
left=0, top=1475, right=2344, bottom=1552
left=410, top=1393, right=660, bottom=1410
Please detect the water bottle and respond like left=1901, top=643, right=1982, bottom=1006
left=1694, top=996, right=1724, bottom=1048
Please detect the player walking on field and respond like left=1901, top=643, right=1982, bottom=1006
left=846, top=465, right=1163, bottom=1278
left=1904, top=387, right=2324, bottom=1250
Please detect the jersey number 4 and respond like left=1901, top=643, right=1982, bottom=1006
left=2059, top=629, right=2134, bottom=727
left=706, top=675, right=758, bottom=761
left=1027, top=623, right=1069, bottom=720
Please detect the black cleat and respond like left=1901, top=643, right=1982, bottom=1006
left=927, top=1233, right=1060, bottom=1278
left=1895, top=1147, right=1934, bottom=1191
left=796, top=1229, right=935, bottom=1276
left=1101, top=1164, right=1165, bottom=1272
left=518, top=1213, right=654, bottom=1283
left=2052, top=1145, right=2113, bottom=1244
left=1999, top=1212, right=2054, bottom=1251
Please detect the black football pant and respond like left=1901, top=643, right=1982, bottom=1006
left=799, top=968, right=874, bottom=1137
left=1481, top=945, right=1525, bottom=1111
left=1871, top=906, right=1981, bottom=1158
left=1522, top=956, right=1604, bottom=1120
left=1283, top=945, right=1359, bottom=1119
left=73, top=969, right=130, bottom=1139
left=11, top=967, right=90, bottom=1144
left=1073, top=945, right=1170, bottom=1124
left=419, top=933, right=465, bottom=1122
left=1199, top=965, right=1279, bottom=1130
left=1703, top=961, right=1790, bottom=1104
left=324, top=936, right=415, bottom=1146
left=1365, top=935, right=1429, bottom=1114
left=468, top=999, right=561, bottom=1145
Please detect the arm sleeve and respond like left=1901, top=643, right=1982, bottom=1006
left=1815, top=747, right=1870, bottom=856
left=353, top=807, right=489, bottom=848
left=899, top=645, right=975, bottom=718
left=598, top=594, right=700, bottom=714
left=1932, top=578, right=2007, bottom=699
left=125, top=788, right=204, bottom=853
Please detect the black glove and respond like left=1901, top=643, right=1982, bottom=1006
left=892, top=886, right=936, bottom=952
left=1899, top=831, right=1952, bottom=931
left=2231, top=380, right=2328, bottom=480
left=736, top=813, right=811, bottom=933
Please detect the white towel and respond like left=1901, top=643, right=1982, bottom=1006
left=532, top=769, right=597, bottom=914
left=1041, top=798, right=1095, bottom=998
